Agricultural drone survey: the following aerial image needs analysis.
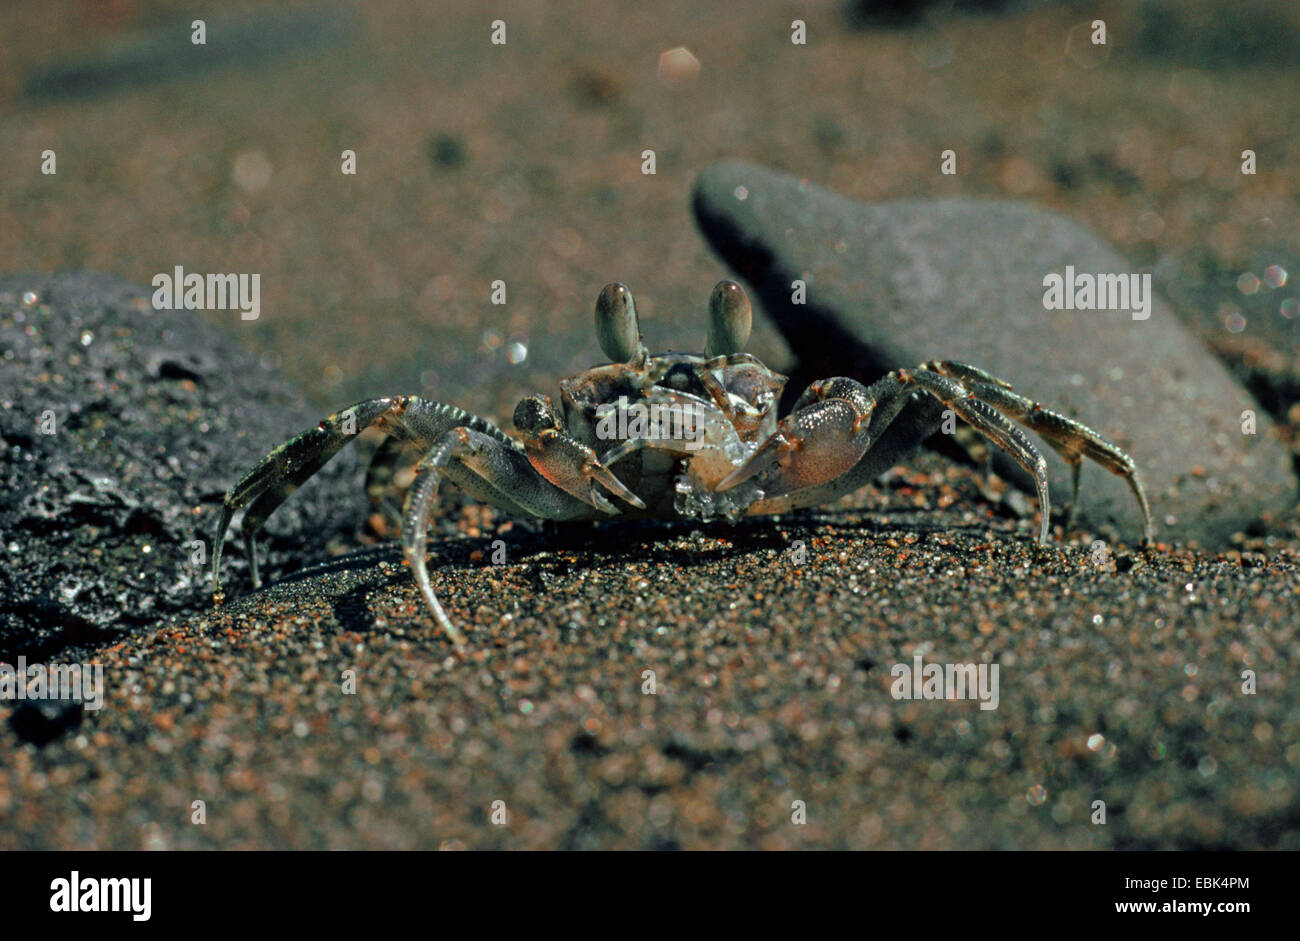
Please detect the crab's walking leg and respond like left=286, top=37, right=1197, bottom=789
left=899, top=369, right=1054, bottom=543
left=732, top=370, right=1055, bottom=542
left=400, top=427, right=598, bottom=647
left=920, top=361, right=1154, bottom=543
left=400, top=451, right=455, bottom=643
left=213, top=396, right=520, bottom=598
left=214, top=394, right=596, bottom=645
left=745, top=364, right=1154, bottom=544
left=214, top=398, right=395, bottom=594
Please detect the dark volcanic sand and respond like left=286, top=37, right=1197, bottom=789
left=3, top=459, right=1297, bottom=850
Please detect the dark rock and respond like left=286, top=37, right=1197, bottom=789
left=692, top=160, right=1296, bottom=547
left=0, top=272, right=367, bottom=659
left=24, top=7, right=357, bottom=101
left=427, top=134, right=467, bottom=171
left=1137, top=0, right=1299, bottom=70
left=843, top=0, right=1022, bottom=30
left=8, top=699, right=83, bottom=747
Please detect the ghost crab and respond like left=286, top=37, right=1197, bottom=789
left=213, top=280, right=1154, bottom=648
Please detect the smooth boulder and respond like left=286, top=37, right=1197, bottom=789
left=693, top=160, right=1295, bottom=546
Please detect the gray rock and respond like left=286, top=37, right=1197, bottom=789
left=692, top=160, right=1296, bottom=547
left=0, top=272, right=367, bottom=659
left=1136, top=0, right=1298, bottom=71
left=24, top=7, right=357, bottom=100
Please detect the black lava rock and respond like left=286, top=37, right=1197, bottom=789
left=0, top=272, right=368, bottom=659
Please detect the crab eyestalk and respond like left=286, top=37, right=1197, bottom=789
left=705, top=280, right=752, bottom=358
left=595, top=282, right=647, bottom=363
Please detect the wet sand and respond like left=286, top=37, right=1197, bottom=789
left=4, top=459, right=1297, bottom=849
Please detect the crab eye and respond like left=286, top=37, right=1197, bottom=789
left=595, top=282, right=645, bottom=363
left=705, top=280, right=751, bottom=358
left=513, top=394, right=560, bottom=435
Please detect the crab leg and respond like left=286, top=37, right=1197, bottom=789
left=214, top=395, right=526, bottom=597
left=400, top=426, right=598, bottom=648
left=899, top=368, right=1054, bottom=543
left=214, top=394, right=598, bottom=645
left=742, top=363, right=1152, bottom=545
left=921, top=360, right=1154, bottom=543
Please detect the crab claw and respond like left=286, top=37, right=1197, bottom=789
left=704, top=280, right=752, bottom=358
left=716, top=432, right=794, bottom=492
left=717, top=395, right=874, bottom=497
left=584, top=454, right=646, bottom=510
left=595, top=282, right=647, bottom=364
left=529, top=430, right=645, bottom=512
left=515, top=394, right=645, bottom=512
